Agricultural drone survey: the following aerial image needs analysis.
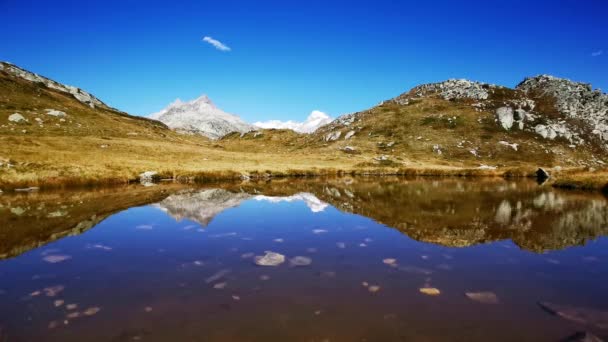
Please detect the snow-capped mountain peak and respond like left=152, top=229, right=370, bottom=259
left=149, top=94, right=254, bottom=139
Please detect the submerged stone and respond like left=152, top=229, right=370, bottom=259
left=254, top=252, right=285, bottom=266
left=289, top=256, right=312, bottom=267
left=419, top=287, right=441, bottom=296
left=43, top=255, right=71, bottom=264
left=368, top=285, right=381, bottom=293
left=383, top=258, right=397, bottom=266
left=465, top=291, right=499, bottom=304
left=83, top=307, right=101, bottom=316
left=538, top=302, right=608, bottom=330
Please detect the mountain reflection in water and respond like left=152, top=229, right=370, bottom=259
left=0, top=178, right=607, bottom=342
left=2, top=178, right=607, bottom=259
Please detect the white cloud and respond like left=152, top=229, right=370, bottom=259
left=591, top=50, right=603, bottom=57
left=202, top=36, right=231, bottom=52
left=253, top=110, right=333, bottom=133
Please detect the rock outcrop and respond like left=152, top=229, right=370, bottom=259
left=517, top=75, right=608, bottom=145
left=0, top=62, right=108, bottom=109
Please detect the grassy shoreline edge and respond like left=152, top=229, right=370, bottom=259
left=1, top=166, right=606, bottom=193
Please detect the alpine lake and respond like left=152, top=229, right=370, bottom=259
left=0, top=177, right=607, bottom=342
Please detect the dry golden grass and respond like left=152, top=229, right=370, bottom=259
left=1, top=68, right=606, bottom=191
left=551, top=169, right=608, bottom=192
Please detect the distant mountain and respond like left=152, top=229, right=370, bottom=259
left=149, top=95, right=254, bottom=139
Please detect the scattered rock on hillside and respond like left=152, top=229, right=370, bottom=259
left=45, top=109, right=67, bottom=117
left=8, top=113, right=26, bottom=123
left=433, top=145, right=443, bottom=155
left=498, top=141, right=518, bottom=151
left=495, top=107, right=514, bottom=130
left=344, top=130, right=355, bottom=139
left=342, top=146, right=358, bottom=154
left=325, top=131, right=341, bottom=142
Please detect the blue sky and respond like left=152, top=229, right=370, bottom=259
left=1, top=0, right=606, bottom=122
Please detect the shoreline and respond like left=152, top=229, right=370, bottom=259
left=1, top=166, right=606, bottom=193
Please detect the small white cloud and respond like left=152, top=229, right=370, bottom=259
left=254, top=110, right=333, bottom=133
left=202, top=36, right=231, bottom=52
left=591, top=50, right=603, bottom=57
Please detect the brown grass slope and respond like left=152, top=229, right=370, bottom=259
left=1, top=62, right=606, bottom=189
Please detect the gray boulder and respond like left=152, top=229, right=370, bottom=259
left=495, top=107, right=514, bottom=130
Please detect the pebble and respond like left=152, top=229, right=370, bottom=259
left=43, top=255, right=72, bottom=263
left=254, top=252, right=285, bottom=266
left=368, top=285, right=381, bottom=293
left=382, top=258, right=397, bottom=266
left=419, top=287, right=441, bottom=296
left=83, top=307, right=101, bottom=316
left=289, top=256, right=312, bottom=267
left=213, top=282, right=227, bottom=289
left=465, top=292, right=499, bottom=304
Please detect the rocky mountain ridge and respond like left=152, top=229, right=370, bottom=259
left=0, top=62, right=109, bottom=109
left=398, top=75, right=608, bottom=149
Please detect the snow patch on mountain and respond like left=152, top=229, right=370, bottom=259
left=254, top=110, right=332, bottom=133
left=149, top=95, right=254, bottom=139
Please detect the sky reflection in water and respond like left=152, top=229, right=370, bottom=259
left=0, top=178, right=607, bottom=342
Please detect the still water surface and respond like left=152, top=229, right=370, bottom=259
left=0, top=178, right=607, bottom=341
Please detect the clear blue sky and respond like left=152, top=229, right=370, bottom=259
left=1, top=0, right=606, bottom=122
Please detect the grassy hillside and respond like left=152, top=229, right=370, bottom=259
left=1, top=62, right=606, bottom=190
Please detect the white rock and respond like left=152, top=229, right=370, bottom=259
left=139, top=171, right=158, bottom=185
left=8, top=113, right=26, bottom=123
left=495, top=107, right=514, bottom=130
left=344, top=130, right=355, bottom=139
left=498, top=141, right=518, bottom=151
left=45, top=109, right=67, bottom=117
left=324, top=131, right=342, bottom=142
